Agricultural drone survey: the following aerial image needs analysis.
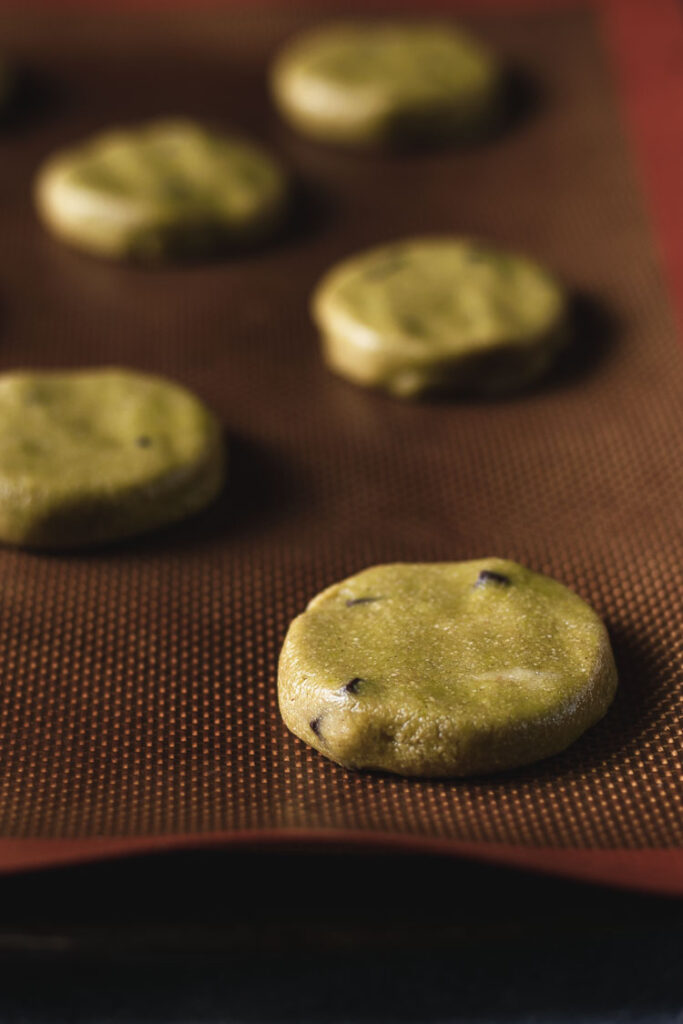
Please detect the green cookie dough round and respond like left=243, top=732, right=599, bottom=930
left=0, top=368, right=224, bottom=547
left=34, top=119, right=288, bottom=262
left=278, top=560, right=617, bottom=777
left=270, top=21, right=502, bottom=147
left=312, top=237, right=569, bottom=398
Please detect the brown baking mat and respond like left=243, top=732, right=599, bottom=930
left=0, top=5, right=681, bottom=885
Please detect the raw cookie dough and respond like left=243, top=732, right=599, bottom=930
left=0, top=368, right=225, bottom=547
left=312, top=237, right=569, bottom=398
left=278, top=559, right=618, bottom=777
left=34, top=119, right=288, bottom=262
left=270, top=21, right=502, bottom=147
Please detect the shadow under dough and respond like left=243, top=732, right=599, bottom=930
left=0, top=67, right=63, bottom=134
left=542, top=291, right=619, bottom=394
left=118, top=430, right=303, bottom=556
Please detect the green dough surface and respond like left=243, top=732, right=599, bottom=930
left=278, top=560, right=618, bottom=777
left=312, top=237, right=569, bottom=398
left=0, top=368, right=224, bottom=547
left=270, top=21, right=502, bottom=147
left=34, top=119, right=288, bottom=261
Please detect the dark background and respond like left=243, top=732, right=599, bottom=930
left=0, top=849, right=681, bottom=1023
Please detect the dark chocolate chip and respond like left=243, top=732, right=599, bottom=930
left=475, top=570, right=511, bottom=587
left=346, top=596, right=381, bottom=607
left=343, top=677, right=364, bottom=695
left=309, top=717, right=322, bottom=737
left=136, top=436, right=152, bottom=448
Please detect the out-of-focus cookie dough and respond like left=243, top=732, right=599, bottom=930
left=270, top=21, right=502, bottom=147
left=34, top=119, right=288, bottom=261
left=0, top=368, right=225, bottom=547
left=278, top=559, right=618, bottom=777
left=312, top=237, right=569, bottom=398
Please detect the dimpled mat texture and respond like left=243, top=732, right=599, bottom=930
left=0, top=7, right=680, bottom=851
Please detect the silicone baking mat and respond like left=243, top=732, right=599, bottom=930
left=0, top=2, right=681, bottom=894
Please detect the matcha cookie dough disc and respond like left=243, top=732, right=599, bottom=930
left=279, top=560, right=617, bottom=777
left=34, top=119, right=288, bottom=262
left=312, top=237, right=569, bottom=398
left=0, top=368, right=225, bottom=547
left=270, top=22, right=502, bottom=147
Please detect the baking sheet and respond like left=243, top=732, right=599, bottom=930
left=0, top=6, right=681, bottom=881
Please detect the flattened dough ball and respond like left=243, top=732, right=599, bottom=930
left=312, top=237, right=569, bottom=398
left=34, top=119, right=288, bottom=262
left=0, top=368, right=225, bottom=547
left=270, top=21, right=502, bottom=147
left=278, top=560, right=618, bottom=777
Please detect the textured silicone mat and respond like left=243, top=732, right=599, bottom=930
left=0, top=6, right=681, bottom=884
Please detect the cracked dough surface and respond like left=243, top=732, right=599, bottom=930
left=34, top=119, right=288, bottom=261
left=0, top=368, right=224, bottom=547
left=270, top=21, right=502, bottom=147
left=312, top=237, right=569, bottom=398
left=278, top=559, right=618, bottom=777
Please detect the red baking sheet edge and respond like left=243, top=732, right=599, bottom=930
left=0, top=832, right=682, bottom=897
left=0, top=0, right=681, bottom=893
